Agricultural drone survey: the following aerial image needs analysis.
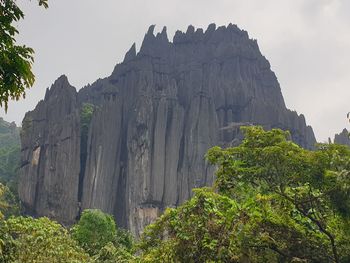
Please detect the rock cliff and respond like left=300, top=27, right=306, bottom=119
left=19, top=24, right=316, bottom=234
left=19, top=76, right=81, bottom=225
left=334, top=128, right=350, bottom=146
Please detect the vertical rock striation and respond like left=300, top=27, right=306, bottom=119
left=19, top=76, right=81, bottom=225
left=19, top=24, right=316, bottom=234
left=334, top=128, right=350, bottom=146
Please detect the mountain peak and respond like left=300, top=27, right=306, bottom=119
left=19, top=24, right=316, bottom=235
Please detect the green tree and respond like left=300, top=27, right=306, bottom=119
left=138, top=188, right=244, bottom=262
left=138, top=126, right=350, bottom=262
left=0, top=216, right=90, bottom=262
left=0, top=183, right=9, bottom=220
left=72, top=209, right=136, bottom=262
left=0, top=0, right=48, bottom=111
left=80, top=103, right=95, bottom=175
left=92, top=242, right=135, bottom=263
left=0, top=118, right=20, bottom=191
left=114, top=227, right=135, bottom=253
left=0, top=183, right=19, bottom=220
left=72, top=209, right=117, bottom=256
left=207, top=127, right=350, bottom=262
left=80, top=103, right=95, bottom=139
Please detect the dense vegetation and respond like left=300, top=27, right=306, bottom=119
left=2, top=2, right=346, bottom=261
left=0, top=216, right=90, bottom=262
left=80, top=103, right=95, bottom=159
left=72, top=209, right=118, bottom=255
left=0, top=202, right=134, bottom=262
left=0, top=126, right=349, bottom=262
left=0, top=118, right=20, bottom=192
left=80, top=103, right=95, bottom=144
left=138, top=127, right=350, bottom=262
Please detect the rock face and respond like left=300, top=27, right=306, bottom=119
left=19, top=76, right=81, bottom=225
left=334, top=128, right=350, bottom=146
left=19, top=24, right=316, bottom=234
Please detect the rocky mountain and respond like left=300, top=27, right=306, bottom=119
left=19, top=78, right=81, bottom=224
left=18, top=24, right=316, bottom=235
left=334, top=128, right=350, bottom=146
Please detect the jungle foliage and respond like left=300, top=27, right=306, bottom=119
left=0, top=118, right=20, bottom=192
left=138, top=126, right=350, bottom=263
left=1, top=126, right=350, bottom=262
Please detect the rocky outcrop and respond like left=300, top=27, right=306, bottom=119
left=19, top=76, right=81, bottom=225
left=334, top=128, right=350, bottom=146
left=19, top=24, right=316, bottom=234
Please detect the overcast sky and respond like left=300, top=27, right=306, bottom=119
left=1, top=0, right=349, bottom=142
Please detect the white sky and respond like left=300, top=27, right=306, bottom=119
left=1, top=0, right=349, bottom=142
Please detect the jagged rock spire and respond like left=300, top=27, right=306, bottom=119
left=19, top=24, right=316, bottom=236
left=123, top=43, right=136, bottom=63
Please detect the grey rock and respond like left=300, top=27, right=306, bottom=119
left=18, top=75, right=81, bottom=225
left=19, top=24, right=317, bottom=235
left=334, top=128, right=350, bottom=146
left=123, top=43, right=136, bottom=63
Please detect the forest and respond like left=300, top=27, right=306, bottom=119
left=1, top=126, right=349, bottom=262
left=1, top=1, right=350, bottom=262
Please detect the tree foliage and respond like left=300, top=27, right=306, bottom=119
left=92, top=242, right=136, bottom=263
left=0, top=183, right=19, bottom=220
left=0, top=118, right=20, bottom=192
left=138, top=126, right=350, bottom=262
left=1, top=125, right=350, bottom=262
left=72, top=209, right=135, bottom=262
left=80, top=103, right=95, bottom=157
left=72, top=209, right=117, bottom=256
left=80, top=103, right=95, bottom=138
left=0, top=216, right=90, bottom=262
left=139, top=188, right=243, bottom=262
left=0, top=203, right=135, bottom=262
left=0, top=0, right=48, bottom=111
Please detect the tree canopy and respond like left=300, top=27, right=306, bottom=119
left=71, top=209, right=135, bottom=262
left=138, top=126, right=350, bottom=262
left=72, top=209, right=117, bottom=256
left=1, top=125, right=350, bottom=262
left=0, top=0, right=48, bottom=111
left=0, top=216, right=89, bottom=262
left=0, top=118, right=20, bottom=190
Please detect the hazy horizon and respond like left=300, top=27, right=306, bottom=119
left=1, top=0, right=349, bottom=142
